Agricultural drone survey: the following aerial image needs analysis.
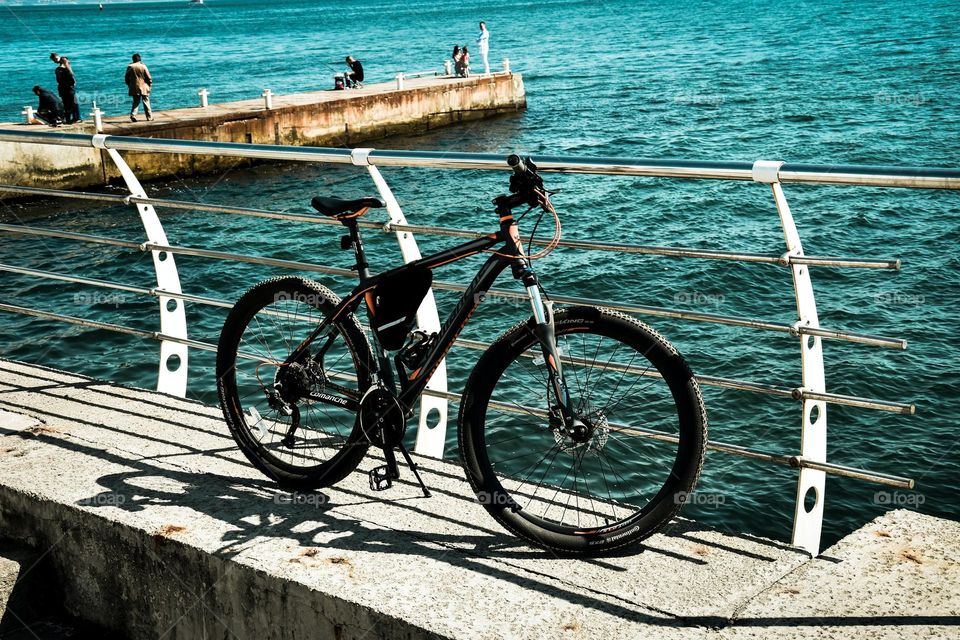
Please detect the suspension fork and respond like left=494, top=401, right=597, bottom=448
left=506, top=220, right=575, bottom=426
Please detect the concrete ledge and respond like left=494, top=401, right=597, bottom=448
left=0, top=74, right=526, bottom=195
left=0, top=359, right=956, bottom=639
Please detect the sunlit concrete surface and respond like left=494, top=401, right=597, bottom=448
left=0, top=359, right=955, bottom=639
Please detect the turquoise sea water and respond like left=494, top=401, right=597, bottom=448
left=0, top=0, right=958, bottom=548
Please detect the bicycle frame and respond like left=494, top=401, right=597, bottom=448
left=289, top=208, right=571, bottom=418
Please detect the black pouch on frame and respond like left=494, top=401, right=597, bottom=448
left=367, top=265, right=433, bottom=351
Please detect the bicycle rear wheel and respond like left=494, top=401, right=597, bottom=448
left=459, top=306, right=706, bottom=555
left=217, top=276, right=373, bottom=489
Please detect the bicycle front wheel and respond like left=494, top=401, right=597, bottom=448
left=217, top=276, right=373, bottom=489
left=459, top=306, right=706, bottom=555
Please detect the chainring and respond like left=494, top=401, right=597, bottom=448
left=359, top=387, right=406, bottom=448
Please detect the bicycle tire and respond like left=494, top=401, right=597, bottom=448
left=459, top=305, right=706, bottom=555
left=217, top=276, right=373, bottom=489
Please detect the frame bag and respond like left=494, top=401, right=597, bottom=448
left=367, top=266, right=433, bottom=350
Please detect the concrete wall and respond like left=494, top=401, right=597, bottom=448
left=0, top=73, right=525, bottom=198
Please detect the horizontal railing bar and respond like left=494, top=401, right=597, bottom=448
left=0, top=189, right=903, bottom=270
left=0, top=183, right=129, bottom=204
left=0, top=303, right=915, bottom=486
left=0, top=223, right=908, bottom=349
left=420, top=388, right=913, bottom=488
left=0, top=271, right=914, bottom=413
left=433, top=282, right=907, bottom=349
left=453, top=337, right=911, bottom=412
left=387, top=222, right=900, bottom=270
left=0, top=264, right=151, bottom=296
left=801, top=390, right=916, bottom=414
left=0, top=131, right=956, bottom=189
left=0, top=223, right=142, bottom=249
left=0, top=183, right=903, bottom=270
left=0, top=224, right=354, bottom=278
left=127, top=196, right=345, bottom=227
left=0, top=302, right=154, bottom=340
left=140, top=242, right=356, bottom=277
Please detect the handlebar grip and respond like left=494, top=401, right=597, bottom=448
left=507, top=154, right=526, bottom=175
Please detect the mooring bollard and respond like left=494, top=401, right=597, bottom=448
left=90, top=102, right=103, bottom=132
left=198, top=88, right=209, bottom=108
left=395, top=73, right=405, bottom=90
left=21, top=106, right=34, bottom=124
left=261, top=89, right=273, bottom=110
left=503, top=58, right=511, bottom=74
left=444, top=60, right=452, bottom=76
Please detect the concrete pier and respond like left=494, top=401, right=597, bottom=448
left=0, top=358, right=956, bottom=639
left=0, top=73, right=526, bottom=193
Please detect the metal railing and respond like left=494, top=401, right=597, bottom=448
left=1, top=129, right=956, bottom=555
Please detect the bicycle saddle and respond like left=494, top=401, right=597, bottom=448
left=311, top=196, right=384, bottom=219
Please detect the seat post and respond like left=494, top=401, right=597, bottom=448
left=345, top=219, right=372, bottom=281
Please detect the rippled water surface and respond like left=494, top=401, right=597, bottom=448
left=0, top=0, right=958, bottom=547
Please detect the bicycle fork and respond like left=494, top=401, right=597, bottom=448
left=518, top=267, right=578, bottom=432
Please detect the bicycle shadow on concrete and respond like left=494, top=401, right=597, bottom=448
left=7, top=363, right=954, bottom=631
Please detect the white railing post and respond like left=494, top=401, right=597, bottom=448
left=261, top=89, right=273, bottom=110
left=92, top=133, right=189, bottom=397
left=349, top=147, right=450, bottom=458
left=444, top=60, right=452, bottom=76
left=21, top=106, right=34, bottom=124
left=395, top=73, right=405, bottom=90
left=90, top=102, right=103, bottom=132
left=198, top=89, right=209, bottom=108
left=502, top=58, right=510, bottom=73
left=754, top=159, right=828, bottom=556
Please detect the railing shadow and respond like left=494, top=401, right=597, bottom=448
left=0, top=364, right=954, bottom=631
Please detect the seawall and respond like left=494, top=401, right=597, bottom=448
left=0, top=72, right=525, bottom=194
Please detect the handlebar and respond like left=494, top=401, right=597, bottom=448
left=494, top=154, right=546, bottom=214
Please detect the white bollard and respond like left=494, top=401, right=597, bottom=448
left=395, top=73, right=405, bottom=90
left=503, top=58, right=511, bottom=73
left=90, top=102, right=103, bottom=132
left=21, top=106, right=34, bottom=124
left=198, top=88, right=209, bottom=108
left=261, top=89, right=273, bottom=110
left=444, top=60, right=452, bottom=76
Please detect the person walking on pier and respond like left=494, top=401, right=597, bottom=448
left=476, top=21, right=490, bottom=74
left=56, top=57, right=81, bottom=124
left=32, top=86, right=64, bottom=126
left=124, top=53, right=153, bottom=122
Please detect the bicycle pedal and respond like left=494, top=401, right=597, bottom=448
left=369, top=465, right=395, bottom=491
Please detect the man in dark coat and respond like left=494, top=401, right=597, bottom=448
left=32, top=86, right=64, bottom=126
left=55, top=57, right=81, bottom=124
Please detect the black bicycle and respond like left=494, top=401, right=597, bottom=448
left=216, top=155, right=707, bottom=555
